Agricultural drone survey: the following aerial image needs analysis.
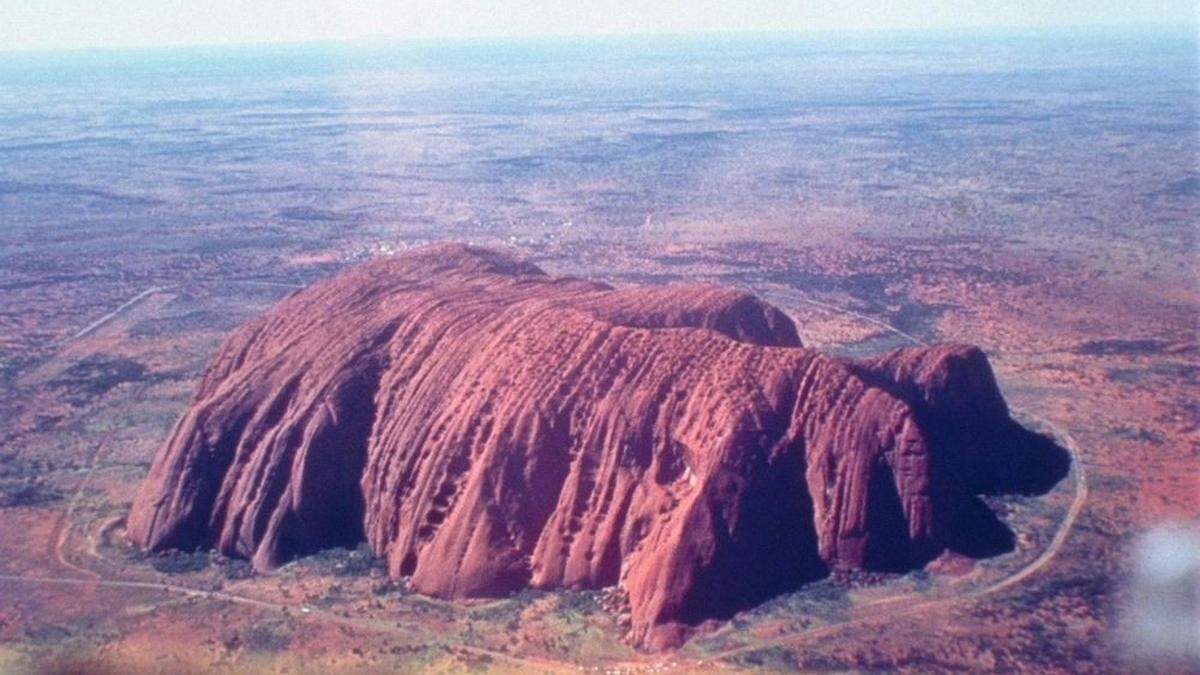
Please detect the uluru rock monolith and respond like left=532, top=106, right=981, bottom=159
left=128, top=243, right=1067, bottom=648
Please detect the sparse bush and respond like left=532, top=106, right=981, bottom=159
left=372, top=579, right=403, bottom=596
left=0, top=478, right=62, bottom=507
left=299, top=542, right=385, bottom=577
left=726, top=646, right=801, bottom=671
left=47, top=354, right=150, bottom=405
left=555, top=589, right=601, bottom=615
left=149, top=549, right=211, bottom=574
left=217, top=556, right=254, bottom=580
left=223, top=619, right=296, bottom=654
left=21, top=623, right=72, bottom=645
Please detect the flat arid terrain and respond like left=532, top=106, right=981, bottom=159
left=0, top=30, right=1197, bottom=673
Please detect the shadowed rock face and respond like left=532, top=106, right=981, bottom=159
left=127, top=243, right=1068, bottom=648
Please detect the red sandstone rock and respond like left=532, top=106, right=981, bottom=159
left=127, top=243, right=1060, bottom=648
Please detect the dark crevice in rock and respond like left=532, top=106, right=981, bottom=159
left=677, top=445, right=826, bottom=625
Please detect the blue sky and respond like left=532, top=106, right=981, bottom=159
left=3, top=0, right=1196, bottom=51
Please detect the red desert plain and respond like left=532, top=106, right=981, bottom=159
left=1, top=26, right=1198, bottom=675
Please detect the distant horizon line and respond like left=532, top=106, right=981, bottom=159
left=2, top=20, right=1193, bottom=56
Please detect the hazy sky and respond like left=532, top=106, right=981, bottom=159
left=3, top=0, right=1196, bottom=51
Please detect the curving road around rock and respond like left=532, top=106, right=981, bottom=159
left=697, top=419, right=1087, bottom=667
left=1, top=282, right=1088, bottom=674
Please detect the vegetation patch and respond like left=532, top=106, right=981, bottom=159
left=48, top=354, right=150, bottom=405
left=147, top=548, right=213, bottom=574
left=224, top=618, right=295, bottom=653
left=0, top=479, right=63, bottom=507
left=723, top=646, right=801, bottom=671
left=1110, top=425, right=1164, bottom=445
left=748, top=578, right=852, bottom=623
left=293, top=542, right=386, bottom=577
left=1075, top=339, right=1168, bottom=356
left=0, top=453, right=63, bottom=507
